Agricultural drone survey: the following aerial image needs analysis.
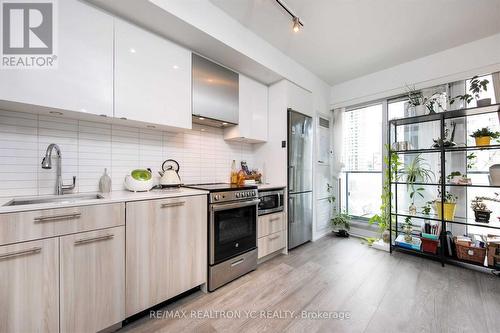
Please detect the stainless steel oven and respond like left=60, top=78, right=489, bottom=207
left=258, top=189, right=285, bottom=216
left=207, top=188, right=259, bottom=291
left=210, top=198, right=258, bottom=265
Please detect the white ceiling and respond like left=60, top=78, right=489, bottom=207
left=210, top=0, right=500, bottom=86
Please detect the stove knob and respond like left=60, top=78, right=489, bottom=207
left=236, top=193, right=241, bottom=198
left=214, top=194, right=220, bottom=201
left=247, top=192, right=252, bottom=197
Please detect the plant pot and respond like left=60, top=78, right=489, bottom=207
left=415, top=105, right=426, bottom=116
left=435, top=201, right=456, bottom=221
left=474, top=210, right=491, bottom=223
left=408, top=203, right=417, bottom=215
left=474, top=136, right=491, bottom=147
left=382, top=230, right=390, bottom=243
left=489, top=164, right=500, bottom=185
left=334, top=230, right=349, bottom=238
left=477, top=98, right=491, bottom=107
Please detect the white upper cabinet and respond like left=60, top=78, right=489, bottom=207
left=224, top=74, right=268, bottom=143
left=114, top=19, right=192, bottom=130
left=0, top=0, right=114, bottom=117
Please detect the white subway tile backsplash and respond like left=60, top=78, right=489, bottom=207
left=0, top=110, right=256, bottom=197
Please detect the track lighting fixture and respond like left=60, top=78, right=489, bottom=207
left=275, top=0, right=304, bottom=33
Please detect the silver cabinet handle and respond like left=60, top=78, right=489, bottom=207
left=289, top=197, right=295, bottom=224
left=269, top=235, right=280, bottom=241
left=230, top=258, right=245, bottom=267
left=269, top=217, right=280, bottom=222
left=161, top=201, right=185, bottom=208
left=74, top=234, right=114, bottom=245
left=0, top=247, right=41, bottom=261
left=34, top=212, right=81, bottom=223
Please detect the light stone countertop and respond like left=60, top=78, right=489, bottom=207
left=257, top=184, right=286, bottom=191
left=0, top=187, right=209, bottom=214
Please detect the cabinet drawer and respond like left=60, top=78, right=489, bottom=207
left=0, top=203, right=124, bottom=246
left=258, top=212, right=285, bottom=238
left=258, top=230, right=285, bottom=259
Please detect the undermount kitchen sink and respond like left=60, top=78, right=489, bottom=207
left=3, top=194, right=105, bottom=206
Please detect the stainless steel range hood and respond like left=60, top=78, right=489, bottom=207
left=192, top=54, right=239, bottom=127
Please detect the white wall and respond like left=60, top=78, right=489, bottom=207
left=0, top=110, right=254, bottom=197
left=331, top=32, right=500, bottom=108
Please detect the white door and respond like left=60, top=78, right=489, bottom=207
left=114, top=19, right=192, bottom=130
left=0, top=0, right=114, bottom=116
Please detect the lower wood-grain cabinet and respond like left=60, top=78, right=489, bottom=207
left=257, top=211, right=286, bottom=259
left=0, top=238, right=59, bottom=333
left=60, top=226, right=125, bottom=333
left=125, top=195, right=207, bottom=316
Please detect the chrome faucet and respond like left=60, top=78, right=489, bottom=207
left=41, top=143, right=76, bottom=195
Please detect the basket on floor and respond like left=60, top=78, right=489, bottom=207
left=455, top=241, right=486, bottom=265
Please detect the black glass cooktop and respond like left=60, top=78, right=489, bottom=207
left=185, top=183, right=258, bottom=192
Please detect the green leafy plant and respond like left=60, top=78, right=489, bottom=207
left=362, top=237, right=377, bottom=246
left=405, top=84, right=423, bottom=107
left=330, top=212, right=351, bottom=232
left=450, top=94, right=473, bottom=107
left=469, top=75, right=489, bottom=100
left=327, top=184, right=351, bottom=233
left=401, top=154, right=434, bottom=204
left=437, top=191, right=457, bottom=203
left=467, top=153, right=477, bottom=169
left=423, top=92, right=445, bottom=113
left=446, top=171, right=462, bottom=181
left=470, top=127, right=500, bottom=139
left=421, top=202, right=432, bottom=216
left=369, top=145, right=401, bottom=237
left=450, top=75, right=489, bottom=107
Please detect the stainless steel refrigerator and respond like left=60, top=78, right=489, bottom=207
left=288, top=109, right=313, bottom=249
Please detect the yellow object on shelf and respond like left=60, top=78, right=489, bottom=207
left=435, top=201, right=456, bottom=221
left=475, top=136, right=491, bottom=146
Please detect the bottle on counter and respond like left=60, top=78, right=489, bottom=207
left=230, top=160, right=238, bottom=184
left=99, top=168, right=112, bottom=193
left=237, top=169, right=246, bottom=186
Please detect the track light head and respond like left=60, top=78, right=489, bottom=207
left=292, top=17, right=300, bottom=32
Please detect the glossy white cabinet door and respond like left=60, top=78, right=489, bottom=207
left=114, top=19, right=192, bottom=130
left=224, top=74, right=268, bottom=142
left=0, top=0, right=113, bottom=116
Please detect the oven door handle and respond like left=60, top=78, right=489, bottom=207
left=211, top=199, right=260, bottom=212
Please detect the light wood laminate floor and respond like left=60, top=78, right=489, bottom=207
left=121, top=236, right=500, bottom=333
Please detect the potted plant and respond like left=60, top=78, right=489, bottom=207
left=402, top=216, right=413, bottom=242
left=421, top=202, right=432, bottom=223
left=369, top=146, right=401, bottom=244
left=423, top=92, right=446, bottom=114
left=402, top=154, right=434, bottom=214
left=470, top=127, right=500, bottom=147
left=330, top=212, right=351, bottom=237
left=470, top=197, right=491, bottom=223
left=326, top=184, right=351, bottom=237
left=405, top=84, right=425, bottom=116
left=450, top=75, right=490, bottom=108
left=446, top=171, right=471, bottom=185
left=469, top=76, right=491, bottom=107
left=435, top=191, right=458, bottom=221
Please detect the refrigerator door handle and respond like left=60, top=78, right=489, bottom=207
left=289, top=165, right=296, bottom=192
left=289, top=197, right=295, bottom=223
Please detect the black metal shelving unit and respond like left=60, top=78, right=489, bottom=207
left=388, top=103, right=500, bottom=275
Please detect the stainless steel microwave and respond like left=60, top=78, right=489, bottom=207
left=258, top=189, right=285, bottom=216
